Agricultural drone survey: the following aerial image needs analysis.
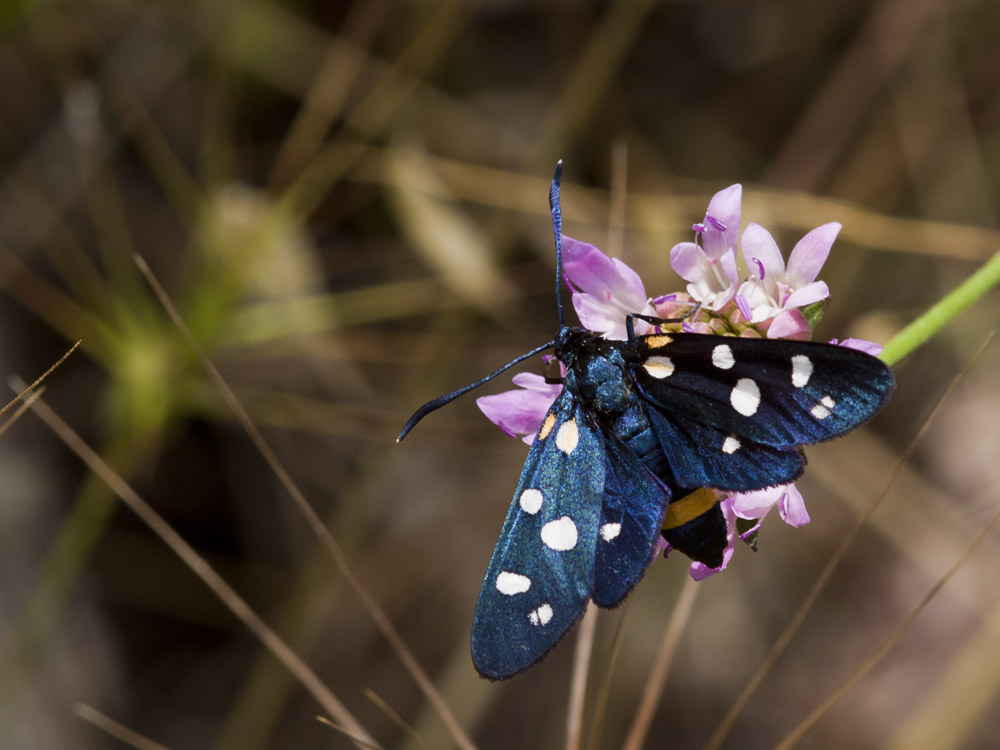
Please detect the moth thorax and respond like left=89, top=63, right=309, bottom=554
left=572, top=355, right=632, bottom=417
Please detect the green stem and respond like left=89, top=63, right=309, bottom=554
left=880, top=250, right=1000, bottom=366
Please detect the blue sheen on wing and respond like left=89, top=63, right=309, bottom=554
left=592, top=433, right=671, bottom=607
left=471, top=391, right=604, bottom=680
left=628, top=333, right=895, bottom=448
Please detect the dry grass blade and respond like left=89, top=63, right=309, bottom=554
left=0, top=340, right=80, bottom=423
left=365, top=689, right=431, bottom=750
left=622, top=575, right=700, bottom=750
left=765, top=0, right=939, bottom=189
left=134, top=254, right=478, bottom=750
left=884, top=592, right=1000, bottom=749
left=268, top=0, right=393, bottom=188
left=0, top=385, right=45, bottom=439
left=775, top=495, right=1000, bottom=749
left=315, top=717, right=385, bottom=750
left=385, top=146, right=515, bottom=316
left=566, top=603, right=598, bottom=750
left=73, top=703, right=174, bottom=750
left=703, top=331, right=996, bottom=750
left=585, top=600, right=632, bottom=750
left=20, top=388, right=379, bottom=749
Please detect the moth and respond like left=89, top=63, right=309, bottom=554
left=398, top=164, right=894, bottom=679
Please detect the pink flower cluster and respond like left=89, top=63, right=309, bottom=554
left=477, top=185, right=881, bottom=579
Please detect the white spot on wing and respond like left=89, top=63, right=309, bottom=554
left=712, top=344, right=735, bottom=369
left=821, top=395, right=836, bottom=408
left=519, top=488, right=543, bottom=515
left=529, top=603, right=553, bottom=626
left=730, top=378, right=761, bottom=416
left=556, top=420, right=579, bottom=454
left=643, top=356, right=675, bottom=379
left=811, top=404, right=831, bottom=420
left=722, top=436, right=741, bottom=454
left=496, top=571, right=531, bottom=595
left=541, top=516, right=578, bottom=551
left=600, top=522, right=621, bottom=541
left=791, top=355, right=813, bottom=388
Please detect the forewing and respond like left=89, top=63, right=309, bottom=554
left=471, top=390, right=604, bottom=679
left=630, top=333, right=894, bottom=448
left=592, top=432, right=671, bottom=607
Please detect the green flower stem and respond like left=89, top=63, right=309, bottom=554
left=881, top=249, right=1000, bottom=367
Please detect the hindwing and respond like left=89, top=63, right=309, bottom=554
left=592, top=433, right=671, bottom=607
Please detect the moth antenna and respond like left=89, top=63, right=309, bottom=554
left=396, top=341, right=554, bottom=442
left=549, top=161, right=565, bottom=328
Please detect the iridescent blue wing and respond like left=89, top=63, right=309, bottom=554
left=643, top=407, right=805, bottom=491
left=628, top=333, right=894, bottom=491
left=630, top=333, right=894, bottom=445
left=471, top=390, right=604, bottom=680
left=592, top=431, right=671, bottom=607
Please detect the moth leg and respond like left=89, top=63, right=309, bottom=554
left=626, top=302, right=703, bottom=341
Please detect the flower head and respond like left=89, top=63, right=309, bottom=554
left=669, top=185, right=742, bottom=310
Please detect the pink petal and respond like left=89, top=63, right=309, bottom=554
left=834, top=338, right=883, bottom=356
left=729, top=486, right=783, bottom=519
left=669, top=241, right=707, bottom=283
left=740, top=223, right=785, bottom=286
left=477, top=383, right=561, bottom=444
left=572, top=292, right=640, bottom=339
left=784, top=280, right=830, bottom=309
left=777, top=484, right=810, bottom=527
left=766, top=309, right=812, bottom=340
left=562, top=236, right=615, bottom=291
left=786, top=222, right=839, bottom=287
left=719, top=248, right=740, bottom=289
left=562, top=235, right=645, bottom=307
left=510, top=371, right=562, bottom=391
left=609, top=257, right=648, bottom=309
left=701, top=184, right=742, bottom=259
left=736, top=279, right=776, bottom=322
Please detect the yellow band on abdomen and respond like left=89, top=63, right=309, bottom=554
left=663, top=487, right=718, bottom=531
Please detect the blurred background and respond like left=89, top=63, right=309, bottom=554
left=0, top=0, right=998, bottom=748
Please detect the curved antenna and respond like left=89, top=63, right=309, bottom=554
left=397, top=341, right=554, bottom=442
left=397, top=163, right=566, bottom=442
left=549, top=161, right=565, bottom=327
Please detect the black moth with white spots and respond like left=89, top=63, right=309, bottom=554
left=469, top=324, right=893, bottom=678
left=398, top=164, right=895, bottom=679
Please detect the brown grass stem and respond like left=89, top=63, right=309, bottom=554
left=73, top=703, right=174, bottom=750
left=134, top=253, right=477, bottom=750
left=21, top=388, right=378, bottom=749
left=775, top=497, right=1000, bottom=749
left=703, top=331, right=995, bottom=750
left=623, top=575, right=701, bottom=750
